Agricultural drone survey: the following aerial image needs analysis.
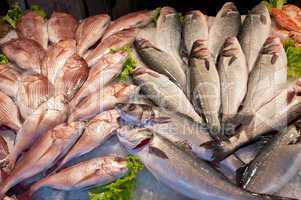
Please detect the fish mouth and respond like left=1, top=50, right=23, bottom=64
left=190, top=39, right=210, bottom=59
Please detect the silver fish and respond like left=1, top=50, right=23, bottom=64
left=208, top=2, right=241, bottom=62
left=47, top=12, right=78, bottom=43
left=70, top=51, right=127, bottom=109
left=16, top=11, right=48, bottom=49
left=30, top=156, right=128, bottom=194
left=102, top=10, right=153, bottom=39
left=85, top=28, right=136, bottom=67
left=0, top=64, right=20, bottom=98
left=0, top=122, right=85, bottom=198
left=1, top=38, right=46, bottom=73
left=189, top=39, right=221, bottom=138
left=218, top=37, right=248, bottom=124
left=134, top=38, right=187, bottom=93
left=56, top=109, right=119, bottom=170
left=132, top=67, right=203, bottom=124
left=239, top=3, right=271, bottom=72
left=75, top=14, right=110, bottom=56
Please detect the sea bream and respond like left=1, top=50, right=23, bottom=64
left=208, top=2, right=241, bottom=62
left=16, top=11, right=48, bottom=49
left=239, top=3, right=271, bottom=72
left=0, top=122, right=85, bottom=199
left=75, top=14, right=110, bottom=56
left=0, top=64, right=20, bottom=98
left=189, top=39, right=221, bottom=138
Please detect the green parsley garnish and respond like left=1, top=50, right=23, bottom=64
left=0, top=54, right=8, bottom=65
left=30, top=5, right=47, bottom=18
left=3, top=3, right=24, bottom=28
left=152, top=7, right=161, bottom=24
left=283, top=39, right=301, bottom=77
left=261, top=0, right=287, bottom=12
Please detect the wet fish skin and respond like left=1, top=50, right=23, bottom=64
left=56, top=109, right=120, bottom=170
left=30, top=156, right=128, bottom=194
left=208, top=2, right=241, bottom=62
left=47, top=12, right=78, bottom=43
left=1, top=38, right=46, bottom=73
left=135, top=38, right=187, bottom=93
left=16, top=11, right=48, bottom=49
left=75, top=14, right=110, bottom=56
left=239, top=3, right=271, bottom=72
left=71, top=51, right=127, bottom=108
left=189, top=39, right=221, bottom=138
left=102, top=10, right=153, bottom=39
left=85, top=28, right=136, bottom=66
left=218, top=37, right=248, bottom=124
left=0, top=64, right=20, bottom=98
left=0, top=122, right=85, bottom=197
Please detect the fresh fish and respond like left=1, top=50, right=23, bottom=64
left=0, top=91, right=21, bottom=131
left=239, top=36, right=287, bottom=122
left=0, top=122, right=85, bottom=198
left=102, top=10, right=153, bottom=39
left=239, top=3, right=271, bottom=72
left=218, top=37, right=248, bottom=124
left=0, top=64, right=20, bottom=98
left=16, top=11, right=48, bottom=49
left=16, top=73, right=54, bottom=119
left=56, top=109, right=119, bottom=170
left=85, top=28, right=136, bottom=66
left=241, top=126, right=301, bottom=194
left=189, top=39, right=221, bottom=138
left=1, top=38, right=46, bottom=73
left=183, top=10, right=208, bottom=57
left=30, top=156, right=128, bottom=194
left=235, top=140, right=265, bottom=164
left=68, top=83, right=137, bottom=122
left=47, top=12, right=78, bottom=43
left=0, top=30, right=18, bottom=45
left=41, top=39, right=76, bottom=83
left=0, top=95, right=68, bottom=170
left=208, top=2, right=241, bottom=62
left=75, top=14, right=110, bottom=56
left=54, top=54, right=89, bottom=101
left=117, top=127, right=290, bottom=200
left=70, top=51, right=127, bottom=108
left=132, top=67, right=203, bottom=124
left=134, top=38, right=187, bottom=93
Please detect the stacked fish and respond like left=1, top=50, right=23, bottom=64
left=0, top=2, right=300, bottom=200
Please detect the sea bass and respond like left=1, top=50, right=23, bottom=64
left=0, top=64, right=20, bottom=98
left=239, top=3, right=271, bottom=72
left=208, top=2, right=241, bottom=62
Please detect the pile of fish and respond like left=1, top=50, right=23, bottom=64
left=0, top=2, right=301, bottom=200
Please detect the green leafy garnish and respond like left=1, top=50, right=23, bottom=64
left=152, top=7, right=161, bottom=24
left=0, top=54, right=8, bottom=64
left=3, top=3, right=24, bottom=28
left=88, top=155, right=144, bottom=200
left=283, top=39, right=301, bottom=77
left=261, top=0, right=287, bottom=12
left=30, top=5, right=47, bottom=18
left=177, top=12, right=184, bottom=26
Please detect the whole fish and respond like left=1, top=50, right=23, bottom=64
left=189, top=39, right=221, bottom=138
left=47, top=12, right=78, bottom=43
left=0, top=91, right=21, bottom=131
left=241, top=126, right=301, bottom=194
left=30, top=156, right=128, bottom=194
left=132, top=67, right=203, bottom=124
left=0, top=95, right=68, bottom=170
left=54, top=54, right=89, bottom=101
left=56, top=109, right=119, bottom=170
left=239, top=36, right=287, bottom=122
left=85, top=28, right=136, bottom=67
left=70, top=51, right=127, bottom=109
left=239, top=3, right=271, bottom=72
left=208, top=2, right=241, bottom=62
left=183, top=10, right=208, bottom=57
left=16, top=73, right=54, bottom=119
left=134, top=38, right=187, bottom=93
left=41, top=39, right=76, bottom=83
left=68, top=83, right=137, bottom=122
left=0, top=122, right=85, bottom=198
left=117, top=127, right=290, bottom=200
left=75, top=14, right=110, bottom=56
left=218, top=37, right=248, bottom=124
left=0, top=64, right=20, bottom=98
left=102, top=10, right=153, bottom=39
left=1, top=38, right=45, bottom=73
left=16, top=11, right=48, bottom=49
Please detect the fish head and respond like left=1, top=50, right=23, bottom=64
left=134, top=38, right=158, bottom=50
left=287, top=79, right=301, bottom=104
left=250, top=3, right=269, bottom=15
left=185, top=10, right=207, bottom=22
left=99, top=156, right=128, bottom=176
left=190, top=39, right=210, bottom=62
left=218, top=2, right=239, bottom=17
left=261, top=36, right=283, bottom=64
left=112, top=83, right=138, bottom=100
